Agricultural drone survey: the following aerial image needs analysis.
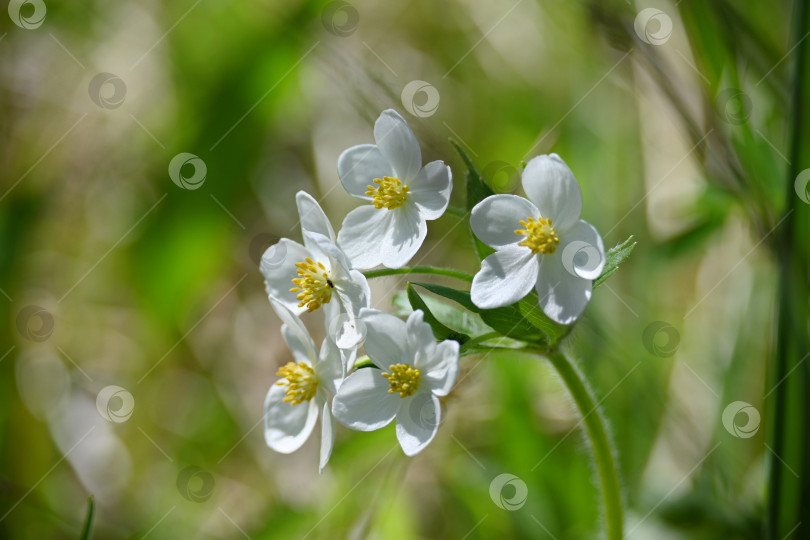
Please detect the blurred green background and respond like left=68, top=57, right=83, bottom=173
left=0, top=0, right=802, bottom=538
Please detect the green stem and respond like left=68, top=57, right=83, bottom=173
left=363, top=266, right=473, bottom=282
left=544, top=349, right=623, bottom=540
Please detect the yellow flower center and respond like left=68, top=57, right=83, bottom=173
left=366, top=176, right=409, bottom=210
left=289, top=258, right=334, bottom=312
left=515, top=217, right=559, bottom=254
left=276, top=362, right=319, bottom=405
left=382, top=363, right=421, bottom=398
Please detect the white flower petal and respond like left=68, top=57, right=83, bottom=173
left=374, top=109, right=421, bottom=182
left=281, top=325, right=316, bottom=365
left=261, top=239, right=314, bottom=315
left=334, top=268, right=371, bottom=316
left=395, top=393, right=440, bottom=456
left=271, top=300, right=318, bottom=363
left=304, top=230, right=350, bottom=273
left=408, top=161, right=452, bottom=220
left=522, top=154, right=582, bottom=230
left=471, top=194, right=541, bottom=249
left=559, top=220, right=606, bottom=280
left=359, top=308, right=409, bottom=367
left=337, top=144, right=394, bottom=199
left=331, top=368, right=400, bottom=431
left=380, top=204, right=427, bottom=269
left=406, top=310, right=436, bottom=359
left=471, top=245, right=539, bottom=308
left=264, top=383, right=319, bottom=453
left=316, top=338, right=344, bottom=396
left=337, top=206, right=392, bottom=270
left=421, top=340, right=459, bottom=397
left=319, top=402, right=336, bottom=473
left=296, top=191, right=335, bottom=243
left=536, top=254, right=593, bottom=325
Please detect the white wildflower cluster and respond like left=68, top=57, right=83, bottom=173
left=260, top=110, right=605, bottom=471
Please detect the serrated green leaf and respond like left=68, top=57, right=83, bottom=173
left=594, top=235, right=636, bottom=288
left=393, top=289, right=492, bottom=338
left=406, top=283, right=470, bottom=344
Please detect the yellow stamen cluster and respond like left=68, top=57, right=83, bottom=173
left=366, top=176, right=409, bottom=210
left=515, top=217, right=559, bottom=254
left=290, top=258, right=334, bottom=312
left=382, top=363, right=421, bottom=398
left=276, top=362, right=319, bottom=405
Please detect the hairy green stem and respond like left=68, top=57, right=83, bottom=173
left=363, top=266, right=473, bottom=282
left=544, top=349, right=623, bottom=540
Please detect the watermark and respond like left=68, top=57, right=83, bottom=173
left=722, top=401, right=760, bottom=438
left=260, top=238, right=288, bottom=272
left=16, top=305, right=54, bottom=342
left=482, top=161, right=518, bottom=192
left=321, top=1, right=359, bottom=37
left=169, top=152, right=207, bottom=190
left=561, top=240, right=603, bottom=280
left=8, top=0, right=46, bottom=29
left=715, top=88, right=752, bottom=126
left=88, top=73, right=127, bottom=110
left=634, top=8, right=672, bottom=46
left=326, top=311, right=367, bottom=350
left=642, top=321, right=680, bottom=358
left=177, top=466, right=215, bottom=502
left=489, top=473, right=528, bottom=511
left=406, top=392, right=437, bottom=431
left=249, top=233, right=281, bottom=266
left=794, top=168, right=810, bottom=204
left=401, top=80, right=440, bottom=118
left=96, top=385, right=135, bottom=423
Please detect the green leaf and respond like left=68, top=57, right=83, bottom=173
left=406, top=283, right=470, bottom=344
left=594, top=235, right=636, bottom=289
left=450, top=139, right=495, bottom=260
left=410, top=282, right=551, bottom=346
left=393, top=290, right=493, bottom=338
left=80, top=496, right=95, bottom=540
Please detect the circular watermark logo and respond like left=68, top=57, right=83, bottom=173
left=401, top=80, right=440, bottom=118
left=8, top=0, right=46, bottom=29
left=16, top=305, right=54, bottom=342
left=177, top=466, right=215, bottom=502
left=88, top=73, right=127, bottom=110
left=794, top=168, right=810, bottom=204
left=489, top=473, right=528, bottom=511
left=634, top=8, right=672, bottom=46
left=260, top=239, right=288, bottom=272
left=561, top=240, right=603, bottom=280
left=169, top=153, right=207, bottom=190
left=321, top=1, right=359, bottom=37
left=327, top=311, right=367, bottom=350
left=482, top=161, right=518, bottom=192
left=406, top=392, right=437, bottom=431
left=722, top=401, right=760, bottom=438
left=96, top=385, right=135, bottom=423
left=642, top=321, right=680, bottom=358
left=715, top=89, right=752, bottom=126
left=249, top=233, right=281, bottom=266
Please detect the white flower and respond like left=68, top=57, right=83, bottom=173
left=335, top=109, right=453, bottom=270
left=469, top=154, right=605, bottom=325
left=264, top=301, right=347, bottom=473
left=261, top=191, right=370, bottom=346
left=331, top=309, right=459, bottom=456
